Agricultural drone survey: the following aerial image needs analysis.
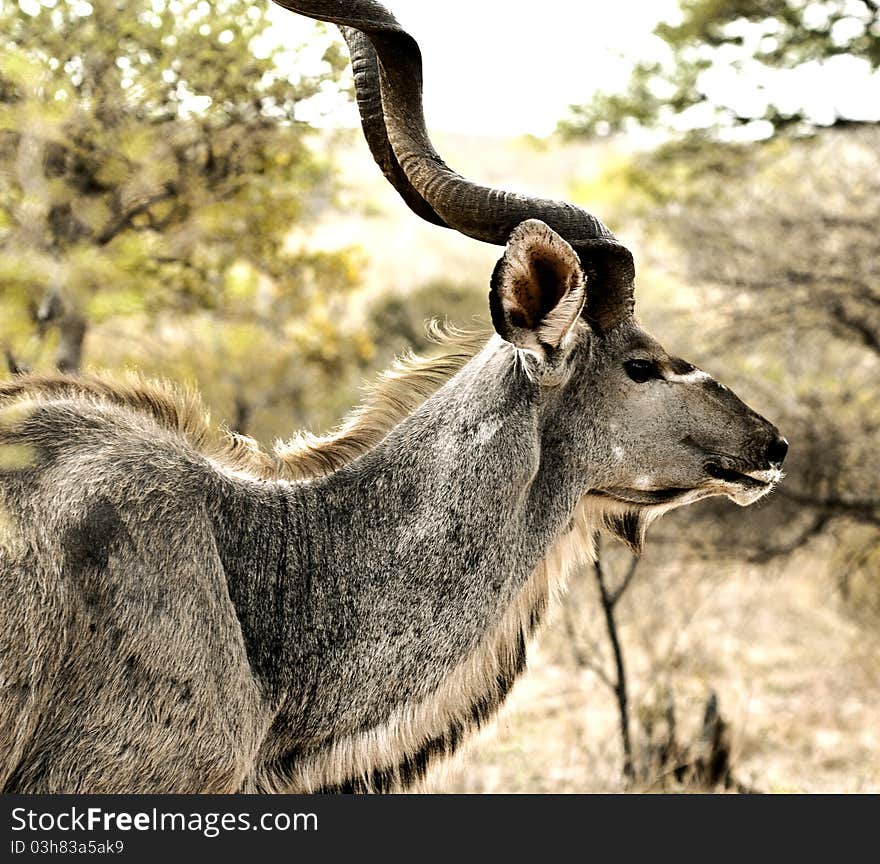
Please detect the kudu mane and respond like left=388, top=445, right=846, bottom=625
left=0, top=323, right=486, bottom=483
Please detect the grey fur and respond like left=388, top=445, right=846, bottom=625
left=0, top=220, right=785, bottom=793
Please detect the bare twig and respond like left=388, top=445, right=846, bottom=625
left=563, top=602, right=615, bottom=689
left=592, top=533, right=639, bottom=781
left=778, top=489, right=880, bottom=525
left=96, top=184, right=177, bottom=246
left=746, top=513, right=831, bottom=563
left=609, top=554, right=640, bottom=606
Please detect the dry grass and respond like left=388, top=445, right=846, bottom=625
left=427, top=540, right=880, bottom=793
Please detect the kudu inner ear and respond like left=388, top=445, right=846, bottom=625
left=489, top=219, right=586, bottom=354
left=575, top=239, right=636, bottom=334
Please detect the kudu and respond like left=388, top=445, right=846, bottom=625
left=0, top=0, right=787, bottom=793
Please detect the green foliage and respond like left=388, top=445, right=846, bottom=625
left=561, top=0, right=880, bottom=139
left=0, top=0, right=381, bottom=438
left=559, top=60, right=707, bottom=138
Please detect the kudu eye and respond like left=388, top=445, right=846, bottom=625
left=623, top=359, right=658, bottom=383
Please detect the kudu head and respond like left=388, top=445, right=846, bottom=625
left=273, top=0, right=787, bottom=549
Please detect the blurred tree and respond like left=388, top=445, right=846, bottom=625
left=560, top=0, right=880, bottom=138
left=367, top=277, right=486, bottom=358
left=0, top=0, right=372, bottom=436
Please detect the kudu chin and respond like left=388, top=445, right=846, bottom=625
left=0, top=1, right=786, bottom=793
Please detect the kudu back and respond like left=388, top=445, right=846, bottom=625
left=0, top=1, right=786, bottom=793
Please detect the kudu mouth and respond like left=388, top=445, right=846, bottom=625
left=705, top=460, right=775, bottom=489
left=704, top=457, right=785, bottom=506
left=590, top=451, right=786, bottom=511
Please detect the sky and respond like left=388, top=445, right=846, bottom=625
left=266, top=0, right=681, bottom=137
left=264, top=0, right=880, bottom=139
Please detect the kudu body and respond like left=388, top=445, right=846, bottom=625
left=0, top=1, right=787, bottom=793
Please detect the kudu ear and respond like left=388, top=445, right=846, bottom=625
left=576, top=238, right=636, bottom=334
left=489, top=220, right=586, bottom=354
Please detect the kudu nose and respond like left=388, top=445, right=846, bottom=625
left=766, top=435, right=789, bottom=467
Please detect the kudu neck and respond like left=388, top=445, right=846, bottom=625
left=216, top=340, right=587, bottom=759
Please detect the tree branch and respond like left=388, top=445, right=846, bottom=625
left=746, top=514, right=831, bottom=563
left=609, top=554, right=640, bottom=606
left=593, top=535, right=635, bottom=780
left=778, top=489, right=880, bottom=525
left=827, top=300, right=880, bottom=356
left=96, top=184, right=177, bottom=246
left=563, top=604, right=615, bottom=689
